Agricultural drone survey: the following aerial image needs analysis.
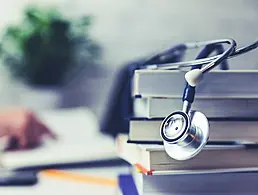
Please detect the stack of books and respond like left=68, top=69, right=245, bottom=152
left=116, top=69, right=258, bottom=194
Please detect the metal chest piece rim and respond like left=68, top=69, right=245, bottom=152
left=160, top=110, right=209, bottom=161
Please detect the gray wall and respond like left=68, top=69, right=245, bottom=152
left=62, top=0, right=258, bottom=69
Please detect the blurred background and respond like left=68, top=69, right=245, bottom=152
left=0, top=0, right=257, bottom=125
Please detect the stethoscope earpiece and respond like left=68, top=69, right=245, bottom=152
left=185, top=69, right=204, bottom=87
left=160, top=110, right=209, bottom=160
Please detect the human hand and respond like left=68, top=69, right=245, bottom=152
left=0, top=107, right=56, bottom=150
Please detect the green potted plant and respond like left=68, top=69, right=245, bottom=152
left=0, top=5, right=101, bottom=109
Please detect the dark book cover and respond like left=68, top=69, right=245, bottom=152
left=118, top=174, right=139, bottom=195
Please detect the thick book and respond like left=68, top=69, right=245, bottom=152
left=133, top=97, right=258, bottom=118
left=133, top=69, right=258, bottom=98
left=131, top=166, right=258, bottom=195
left=116, top=134, right=258, bottom=175
left=129, top=118, right=258, bottom=143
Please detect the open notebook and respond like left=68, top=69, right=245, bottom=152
left=0, top=107, right=118, bottom=170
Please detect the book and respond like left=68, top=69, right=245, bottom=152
left=116, top=134, right=258, bottom=175
left=118, top=174, right=139, bottom=195
left=133, top=97, right=258, bottom=118
left=128, top=118, right=258, bottom=143
left=133, top=69, right=258, bottom=98
left=131, top=166, right=258, bottom=195
left=0, top=108, right=118, bottom=170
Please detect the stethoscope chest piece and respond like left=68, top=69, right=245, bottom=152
left=160, top=110, right=209, bottom=160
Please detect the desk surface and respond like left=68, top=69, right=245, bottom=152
left=0, top=166, right=130, bottom=195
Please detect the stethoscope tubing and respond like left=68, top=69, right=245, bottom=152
left=151, top=40, right=258, bottom=70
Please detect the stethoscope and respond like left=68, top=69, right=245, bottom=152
left=139, top=38, right=258, bottom=161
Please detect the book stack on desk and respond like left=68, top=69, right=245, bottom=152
left=116, top=69, right=258, bottom=195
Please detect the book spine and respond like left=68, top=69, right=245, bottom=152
left=134, top=97, right=258, bottom=118
left=133, top=70, right=258, bottom=98
left=129, top=120, right=258, bottom=142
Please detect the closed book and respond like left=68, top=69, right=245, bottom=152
left=131, top=166, right=258, bottom=195
left=129, top=118, right=258, bottom=143
left=133, top=97, right=258, bottom=118
left=116, top=134, right=258, bottom=175
left=133, top=69, right=258, bottom=98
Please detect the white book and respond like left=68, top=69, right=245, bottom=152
left=133, top=97, right=258, bottom=118
left=116, top=134, right=258, bottom=174
left=133, top=69, right=258, bottom=98
left=128, top=118, right=258, bottom=143
left=131, top=166, right=258, bottom=195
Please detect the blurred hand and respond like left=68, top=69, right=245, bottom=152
left=0, top=108, right=56, bottom=150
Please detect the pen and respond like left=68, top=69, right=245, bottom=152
left=40, top=169, right=118, bottom=187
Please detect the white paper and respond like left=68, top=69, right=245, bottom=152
left=0, top=107, right=118, bottom=169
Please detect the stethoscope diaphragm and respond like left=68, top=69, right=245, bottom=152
left=160, top=110, right=209, bottom=160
